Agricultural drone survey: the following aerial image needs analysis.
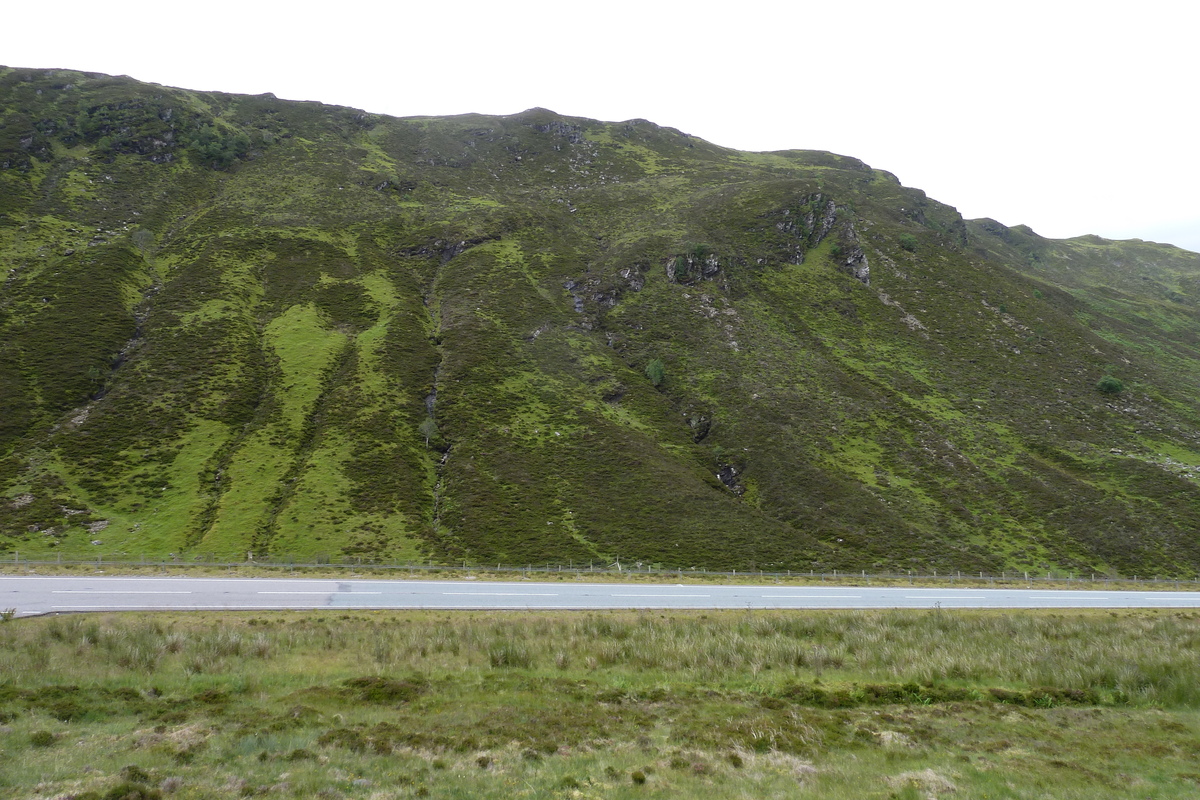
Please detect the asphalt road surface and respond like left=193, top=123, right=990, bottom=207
left=4, top=575, right=1200, bottom=616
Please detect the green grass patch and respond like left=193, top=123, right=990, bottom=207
left=2, top=609, right=1200, bottom=798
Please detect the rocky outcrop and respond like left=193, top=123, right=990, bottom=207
left=770, top=193, right=839, bottom=265
left=665, top=249, right=723, bottom=285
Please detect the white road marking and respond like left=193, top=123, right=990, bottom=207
left=52, top=605, right=269, bottom=609
left=52, top=590, right=192, bottom=594
left=441, top=592, right=559, bottom=596
left=761, top=595, right=863, bottom=599
left=258, top=587, right=379, bottom=594
left=612, top=593, right=711, bottom=597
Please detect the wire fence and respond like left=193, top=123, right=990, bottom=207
left=3, top=551, right=1200, bottom=590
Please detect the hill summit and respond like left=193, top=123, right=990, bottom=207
left=4, top=66, right=1200, bottom=575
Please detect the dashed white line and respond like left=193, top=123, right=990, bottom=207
left=441, top=592, right=559, bottom=596
left=761, top=595, right=863, bottom=599
left=52, top=590, right=192, bottom=594
left=258, top=587, right=379, bottom=594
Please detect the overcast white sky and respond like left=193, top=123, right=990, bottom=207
left=6, top=0, right=1198, bottom=252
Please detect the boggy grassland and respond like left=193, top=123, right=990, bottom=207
left=2, top=610, right=1200, bottom=799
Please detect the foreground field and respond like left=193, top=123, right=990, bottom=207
left=2, top=610, right=1199, bottom=799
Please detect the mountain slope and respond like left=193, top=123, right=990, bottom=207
left=4, top=66, right=1200, bottom=574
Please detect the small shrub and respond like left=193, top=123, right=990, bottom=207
left=173, top=744, right=204, bottom=764
left=1096, top=376, right=1124, bottom=394
left=49, top=700, right=87, bottom=722
left=192, top=689, right=228, bottom=705
left=645, top=359, right=665, bottom=387
left=317, top=728, right=369, bottom=753
left=898, top=234, right=917, bottom=252
left=1, top=608, right=16, bottom=622
left=631, top=770, right=647, bottom=785
left=120, top=765, right=151, bottom=783
left=102, top=781, right=161, bottom=800
left=186, top=124, right=251, bottom=170
left=343, top=676, right=425, bottom=704
left=30, top=730, right=56, bottom=747
left=418, top=418, right=446, bottom=450
left=672, top=255, right=688, bottom=280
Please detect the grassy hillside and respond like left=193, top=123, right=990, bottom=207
left=4, top=66, right=1200, bottom=575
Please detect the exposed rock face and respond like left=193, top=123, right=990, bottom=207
left=843, top=245, right=870, bottom=285
left=665, top=251, right=723, bottom=285
left=716, top=464, right=745, bottom=495
left=771, top=193, right=839, bottom=264
left=531, top=119, right=586, bottom=145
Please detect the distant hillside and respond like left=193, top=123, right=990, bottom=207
left=4, top=65, right=1200, bottom=575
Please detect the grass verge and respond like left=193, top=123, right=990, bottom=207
left=1, top=609, right=1200, bottom=798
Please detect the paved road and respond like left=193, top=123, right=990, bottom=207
left=4, top=575, right=1200, bottom=616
